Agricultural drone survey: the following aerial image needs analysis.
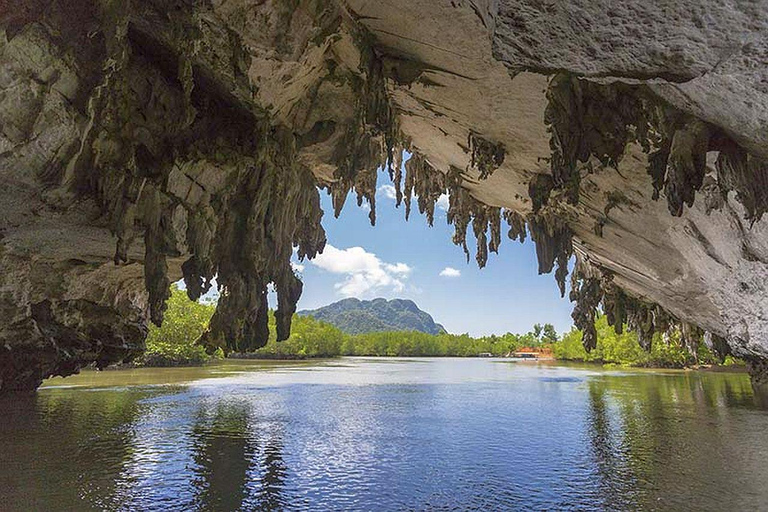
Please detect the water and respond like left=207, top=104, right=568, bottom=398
left=1, top=358, right=766, bottom=511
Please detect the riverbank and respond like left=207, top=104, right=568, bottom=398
left=556, top=358, right=745, bottom=371
left=130, top=354, right=745, bottom=375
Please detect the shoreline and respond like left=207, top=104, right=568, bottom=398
left=122, top=355, right=747, bottom=374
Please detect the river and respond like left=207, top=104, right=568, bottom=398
left=1, top=358, right=766, bottom=510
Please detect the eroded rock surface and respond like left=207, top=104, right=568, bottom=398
left=1, top=0, right=767, bottom=392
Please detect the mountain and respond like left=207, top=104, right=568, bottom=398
left=298, top=298, right=447, bottom=335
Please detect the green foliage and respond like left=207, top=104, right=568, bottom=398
left=251, top=314, right=348, bottom=359
left=552, top=314, right=732, bottom=368
left=141, top=291, right=738, bottom=370
left=251, top=322, right=552, bottom=358
left=140, top=286, right=218, bottom=367
left=534, top=323, right=559, bottom=344
left=338, top=330, right=545, bottom=357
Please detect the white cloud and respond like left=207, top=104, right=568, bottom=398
left=291, top=262, right=305, bottom=273
left=311, top=244, right=412, bottom=297
left=439, top=267, right=461, bottom=278
left=436, top=193, right=450, bottom=212
left=384, top=262, right=412, bottom=275
left=377, top=184, right=397, bottom=200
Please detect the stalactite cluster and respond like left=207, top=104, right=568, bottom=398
left=402, top=153, right=446, bottom=225
left=61, top=7, right=330, bottom=355
left=538, top=72, right=768, bottom=358
left=568, top=257, right=714, bottom=358
left=441, top=167, right=505, bottom=268
left=196, top=128, right=327, bottom=353
left=467, top=131, right=506, bottom=179
left=528, top=212, right=573, bottom=297
left=325, top=44, right=403, bottom=228
left=544, top=73, right=768, bottom=223
left=716, top=141, right=768, bottom=224
left=503, top=210, right=527, bottom=244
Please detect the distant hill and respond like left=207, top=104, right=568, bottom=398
left=298, top=298, right=447, bottom=335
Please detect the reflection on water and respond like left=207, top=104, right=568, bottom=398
left=1, top=359, right=766, bottom=510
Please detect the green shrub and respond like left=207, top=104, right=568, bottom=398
left=138, top=286, right=218, bottom=366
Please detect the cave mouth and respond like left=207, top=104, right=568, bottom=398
left=0, top=0, right=766, bottom=395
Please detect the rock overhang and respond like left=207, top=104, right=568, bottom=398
left=0, top=0, right=766, bottom=392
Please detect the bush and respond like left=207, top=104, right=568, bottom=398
left=138, top=286, right=218, bottom=366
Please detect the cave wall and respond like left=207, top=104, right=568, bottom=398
left=0, top=0, right=767, bottom=392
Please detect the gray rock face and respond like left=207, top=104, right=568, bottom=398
left=0, top=0, right=766, bottom=392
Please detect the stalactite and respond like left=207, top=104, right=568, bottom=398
left=626, top=302, right=655, bottom=351
left=680, top=323, right=701, bottom=360
left=393, top=150, right=404, bottom=207
left=467, top=131, right=505, bottom=179
left=665, top=120, right=711, bottom=216
left=181, top=207, right=216, bottom=301
left=528, top=213, right=573, bottom=297
left=528, top=173, right=555, bottom=214
left=503, top=210, right=527, bottom=244
left=569, top=268, right=602, bottom=352
left=354, top=166, right=378, bottom=226
left=141, top=187, right=181, bottom=325
left=715, top=142, right=768, bottom=224
left=600, top=276, right=627, bottom=334
left=403, top=153, right=446, bottom=225
left=488, top=208, right=502, bottom=255
left=446, top=168, right=472, bottom=262
left=704, top=331, right=731, bottom=362
left=200, top=128, right=327, bottom=353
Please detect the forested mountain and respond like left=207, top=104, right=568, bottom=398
left=298, top=298, right=446, bottom=335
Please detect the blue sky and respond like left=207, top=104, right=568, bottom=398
left=291, top=166, right=574, bottom=337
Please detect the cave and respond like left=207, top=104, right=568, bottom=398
left=1, top=0, right=767, bottom=394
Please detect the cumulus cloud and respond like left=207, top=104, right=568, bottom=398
left=439, top=267, right=461, bottom=278
left=291, top=262, right=305, bottom=273
left=436, top=193, right=450, bottom=212
left=311, top=244, right=412, bottom=297
left=377, top=184, right=397, bottom=200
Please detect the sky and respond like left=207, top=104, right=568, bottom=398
left=288, top=166, right=575, bottom=337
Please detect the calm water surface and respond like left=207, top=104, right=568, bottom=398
left=1, top=358, right=766, bottom=511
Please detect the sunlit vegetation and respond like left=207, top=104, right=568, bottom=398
left=553, top=314, right=743, bottom=368
left=250, top=328, right=547, bottom=359
left=138, top=286, right=219, bottom=367
left=141, top=288, right=741, bottom=368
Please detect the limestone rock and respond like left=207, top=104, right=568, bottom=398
left=1, top=0, right=767, bottom=392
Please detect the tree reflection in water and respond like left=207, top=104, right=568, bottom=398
left=191, top=396, right=288, bottom=511
left=0, top=389, right=147, bottom=511
left=585, top=371, right=762, bottom=510
left=3, top=360, right=767, bottom=511
left=586, top=380, right=642, bottom=510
